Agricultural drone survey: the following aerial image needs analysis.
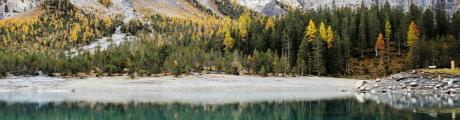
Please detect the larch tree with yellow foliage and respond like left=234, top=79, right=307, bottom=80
left=326, top=25, right=334, bottom=48
left=407, top=21, right=419, bottom=47
left=384, top=19, right=392, bottom=63
left=103, top=16, right=113, bottom=30
left=100, top=0, right=112, bottom=7
left=305, top=20, right=317, bottom=43
left=376, top=33, right=385, bottom=57
left=376, top=33, right=386, bottom=76
left=70, top=23, right=81, bottom=42
left=238, top=11, right=251, bottom=40
left=222, top=23, right=234, bottom=53
left=319, top=22, right=327, bottom=41
left=264, top=17, right=275, bottom=31
left=407, top=21, right=420, bottom=67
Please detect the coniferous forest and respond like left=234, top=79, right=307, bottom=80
left=1, top=0, right=460, bottom=78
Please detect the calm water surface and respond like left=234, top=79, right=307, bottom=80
left=0, top=97, right=458, bottom=120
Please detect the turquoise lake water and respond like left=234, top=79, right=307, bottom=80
left=0, top=97, right=458, bottom=120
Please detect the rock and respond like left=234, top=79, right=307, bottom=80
left=354, top=80, right=367, bottom=88
left=376, top=79, right=381, bottom=82
left=409, top=82, right=418, bottom=87
left=435, top=84, right=444, bottom=89
left=448, top=79, right=458, bottom=85
left=402, top=86, right=407, bottom=89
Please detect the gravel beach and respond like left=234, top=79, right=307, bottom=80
left=0, top=74, right=361, bottom=104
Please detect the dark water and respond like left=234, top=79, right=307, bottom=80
left=0, top=97, right=458, bottom=120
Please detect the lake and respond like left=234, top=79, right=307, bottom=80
left=0, top=96, right=458, bottom=120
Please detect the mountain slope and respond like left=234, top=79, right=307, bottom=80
left=132, top=0, right=212, bottom=19
left=236, top=0, right=460, bottom=15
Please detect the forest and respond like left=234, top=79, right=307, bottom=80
left=0, top=0, right=459, bottom=78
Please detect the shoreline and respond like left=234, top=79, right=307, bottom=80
left=0, top=74, right=361, bottom=104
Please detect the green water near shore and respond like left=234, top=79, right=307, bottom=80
left=0, top=97, right=457, bottom=120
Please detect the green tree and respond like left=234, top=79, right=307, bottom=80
left=422, top=8, right=435, bottom=38
left=297, top=34, right=311, bottom=75
left=435, top=3, right=448, bottom=35
left=312, top=36, right=325, bottom=76
left=451, top=11, right=460, bottom=37
left=358, top=8, right=367, bottom=57
left=384, top=19, right=392, bottom=63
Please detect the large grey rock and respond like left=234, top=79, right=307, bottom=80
left=0, top=0, right=40, bottom=18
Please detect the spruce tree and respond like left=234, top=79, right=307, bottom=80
left=422, top=8, right=435, bottom=38
left=435, top=3, right=448, bottom=36
left=312, top=36, right=325, bottom=76
left=451, top=11, right=460, bottom=37
left=358, top=8, right=367, bottom=57
left=297, top=33, right=311, bottom=75
left=384, top=19, right=392, bottom=63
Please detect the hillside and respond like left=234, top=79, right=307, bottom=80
left=0, top=0, right=460, bottom=79
left=237, top=0, right=460, bottom=15
left=2, top=0, right=460, bottom=19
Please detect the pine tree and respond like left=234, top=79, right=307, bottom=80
left=341, top=17, right=352, bottom=74
left=358, top=10, right=367, bottom=57
left=422, top=8, right=435, bottom=38
left=451, top=11, right=460, bottom=37
left=312, top=36, right=325, bottom=76
left=384, top=19, right=392, bottom=63
left=435, top=3, right=448, bottom=35
left=368, top=7, right=380, bottom=50
left=297, top=34, right=310, bottom=75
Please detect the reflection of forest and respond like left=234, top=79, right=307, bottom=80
left=0, top=98, right=457, bottom=120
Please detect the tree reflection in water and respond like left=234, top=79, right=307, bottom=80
left=0, top=97, right=457, bottom=120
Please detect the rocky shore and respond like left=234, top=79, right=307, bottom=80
left=356, top=70, right=460, bottom=95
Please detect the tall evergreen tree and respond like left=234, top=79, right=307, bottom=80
left=358, top=7, right=367, bottom=57
left=384, top=19, right=392, bottom=63
left=435, top=4, right=448, bottom=35
left=297, top=36, right=310, bottom=75
left=407, top=21, right=421, bottom=67
left=341, top=16, right=352, bottom=74
left=312, top=35, right=325, bottom=76
left=450, top=11, right=460, bottom=37
left=422, top=8, right=435, bottom=38
left=368, top=7, right=381, bottom=50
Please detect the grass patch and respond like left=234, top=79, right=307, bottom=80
left=419, top=68, right=460, bottom=75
